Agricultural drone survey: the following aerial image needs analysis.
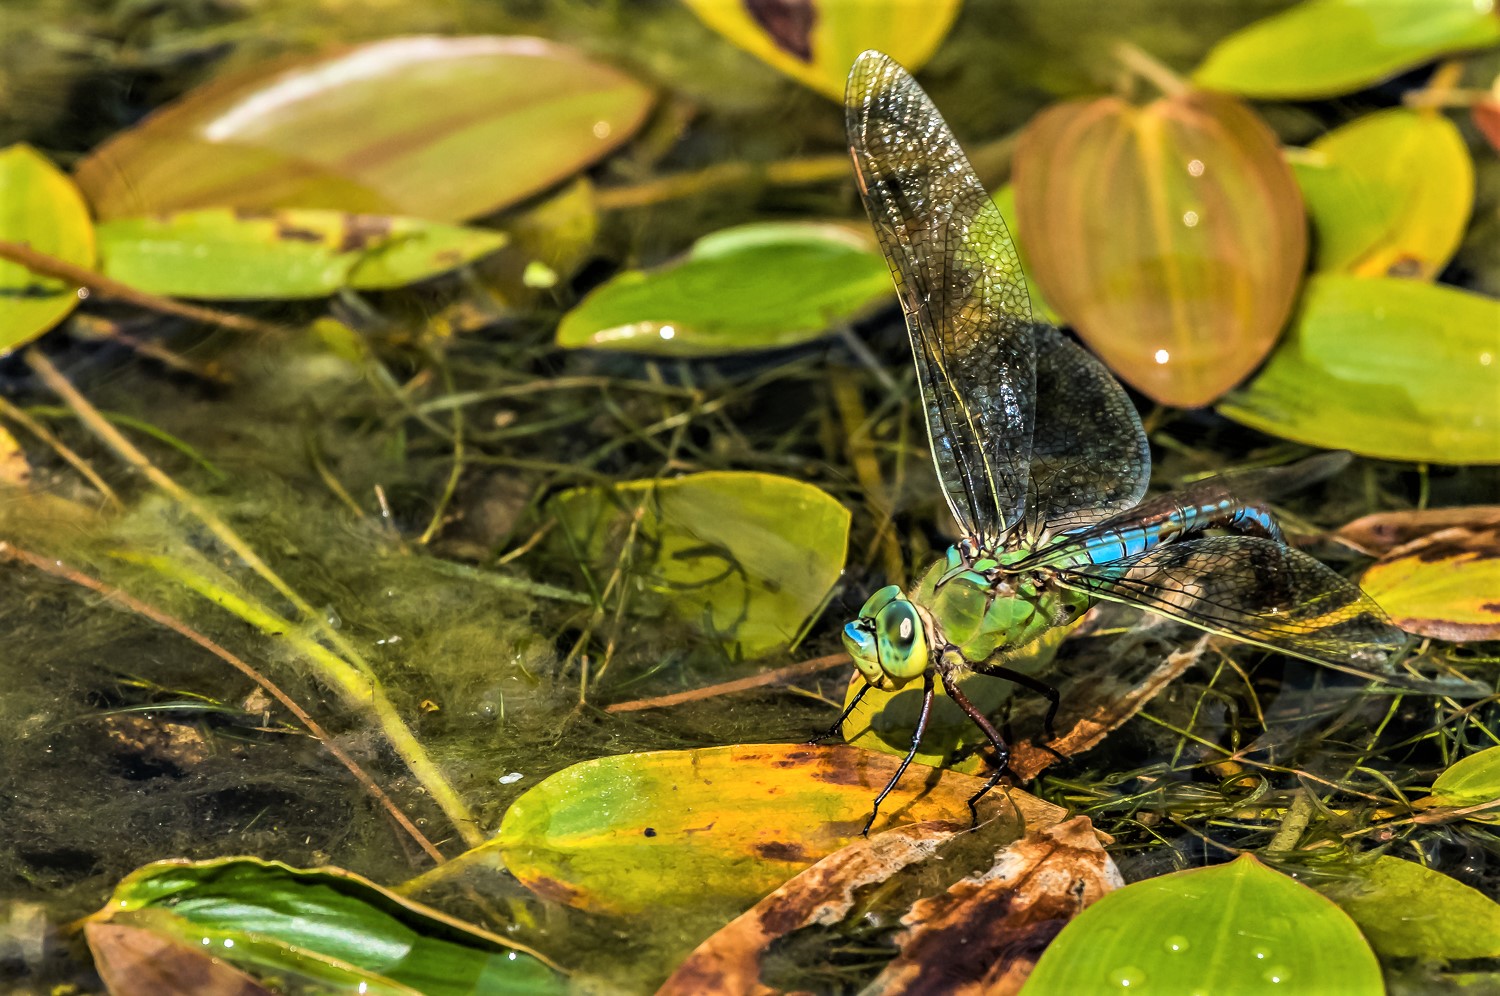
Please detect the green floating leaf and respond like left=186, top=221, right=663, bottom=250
left=88, top=857, right=564, bottom=995
left=1218, top=275, right=1500, bottom=465
left=551, top=471, right=849, bottom=657
left=0, top=144, right=95, bottom=354
left=1422, top=745, right=1500, bottom=823
left=479, top=743, right=1064, bottom=916
left=1292, top=109, right=1473, bottom=279
left=556, top=221, right=893, bottom=355
left=77, top=36, right=653, bottom=222
left=1023, top=854, right=1382, bottom=995
left=1194, top=0, right=1500, bottom=99
left=96, top=208, right=506, bottom=300
left=1311, top=856, right=1500, bottom=961
left=681, top=0, right=959, bottom=101
left=1360, top=526, right=1500, bottom=641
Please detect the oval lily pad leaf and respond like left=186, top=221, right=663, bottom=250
left=1421, top=745, right=1500, bottom=823
left=96, top=208, right=507, bottom=300
left=551, top=471, right=849, bottom=658
left=86, top=857, right=565, bottom=995
left=1292, top=109, right=1473, bottom=279
left=1218, top=275, right=1500, bottom=464
left=1023, top=854, right=1382, bottom=995
left=556, top=221, right=892, bottom=354
left=681, top=0, right=959, bottom=101
left=0, top=144, right=95, bottom=353
left=489, top=743, right=1066, bottom=916
left=1336, top=506, right=1500, bottom=555
left=1309, top=856, right=1500, bottom=961
left=1359, top=526, right=1500, bottom=640
left=76, top=36, right=654, bottom=222
left=1194, top=0, right=1500, bottom=99
left=1014, top=90, right=1306, bottom=407
left=871, top=816, right=1121, bottom=995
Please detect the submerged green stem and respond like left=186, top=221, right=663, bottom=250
left=114, top=548, right=482, bottom=847
left=27, top=350, right=482, bottom=847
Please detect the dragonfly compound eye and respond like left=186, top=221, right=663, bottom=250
left=875, top=599, right=929, bottom=682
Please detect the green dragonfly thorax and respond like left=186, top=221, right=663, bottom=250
left=842, top=545, right=1090, bottom=690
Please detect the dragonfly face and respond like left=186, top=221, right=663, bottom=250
left=841, top=584, right=930, bottom=692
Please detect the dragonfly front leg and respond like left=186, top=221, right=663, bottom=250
left=809, top=682, right=872, bottom=744
left=935, top=658, right=1010, bottom=827
left=860, top=670, right=935, bottom=836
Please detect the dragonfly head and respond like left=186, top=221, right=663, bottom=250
left=842, top=584, right=931, bottom=692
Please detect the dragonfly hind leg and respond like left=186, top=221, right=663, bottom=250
left=936, top=661, right=1011, bottom=827
left=983, top=665, right=1062, bottom=742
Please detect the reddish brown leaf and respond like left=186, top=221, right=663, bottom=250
left=86, top=922, right=272, bottom=996
left=657, top=820, right=966, bottom=996
left=1336, top=506, right=1500, bottom=555
left=868, top=817, right=1122, bottom=996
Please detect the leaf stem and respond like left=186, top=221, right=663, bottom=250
left=0, top=239, right=283, bottom=336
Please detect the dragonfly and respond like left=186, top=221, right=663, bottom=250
left=833, top=51, right=1408, bottom=832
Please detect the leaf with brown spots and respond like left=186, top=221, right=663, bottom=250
left=1336, top=506, right=1500, bottom=556
left=96, top=208, right=506, bottom=300
left=416, top=743, right=1066, bottom=918
left=1360, top=526, right=1500, bottom=641
left=867, top=817, right=1122, bottom=996
left=681, top=0, right=958, bottom=101
left=744, top=0, right=817, bottom=62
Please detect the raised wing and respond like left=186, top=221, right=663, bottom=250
left=1054, top=535, right=1407, bottom=674
left=1024, top=325, right=1151, bottom=540
left=846, top=50, right=1035, bottom=545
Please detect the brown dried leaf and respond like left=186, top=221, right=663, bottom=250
left=1336, top=506, right=1500, bottom=556
left=86, top=922, right=273, bottom=996
left=868, top=816, right=1122, bottom=996
left=1008, top=632, right=1211, bottom=781
left=656, top=820, right=964, bottom=996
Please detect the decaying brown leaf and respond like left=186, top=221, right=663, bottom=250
left=85, top=922, right=273, bottom=996
left=656, top=819, right=965, bottom=996
left=1336, top=506, right=1500, bottom=556
left=868, top=816, right=1122, bottom=996
left=1008, top=633, right=1211, bottom=780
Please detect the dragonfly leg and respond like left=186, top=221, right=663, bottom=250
left=936, top=664, right=1010, bottom=828
left=860, top=671, right=935, bottom=837
left=984, top=666, right=1062, bottom=742
left=809, top=681, right=871, bottom=744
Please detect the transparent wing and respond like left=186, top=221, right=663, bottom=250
left=1055, top=535, right=1407, bottom=672
left=846, top=50, right=1035, bottom=544
left=1025, top=325, right=1151, bottom=539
